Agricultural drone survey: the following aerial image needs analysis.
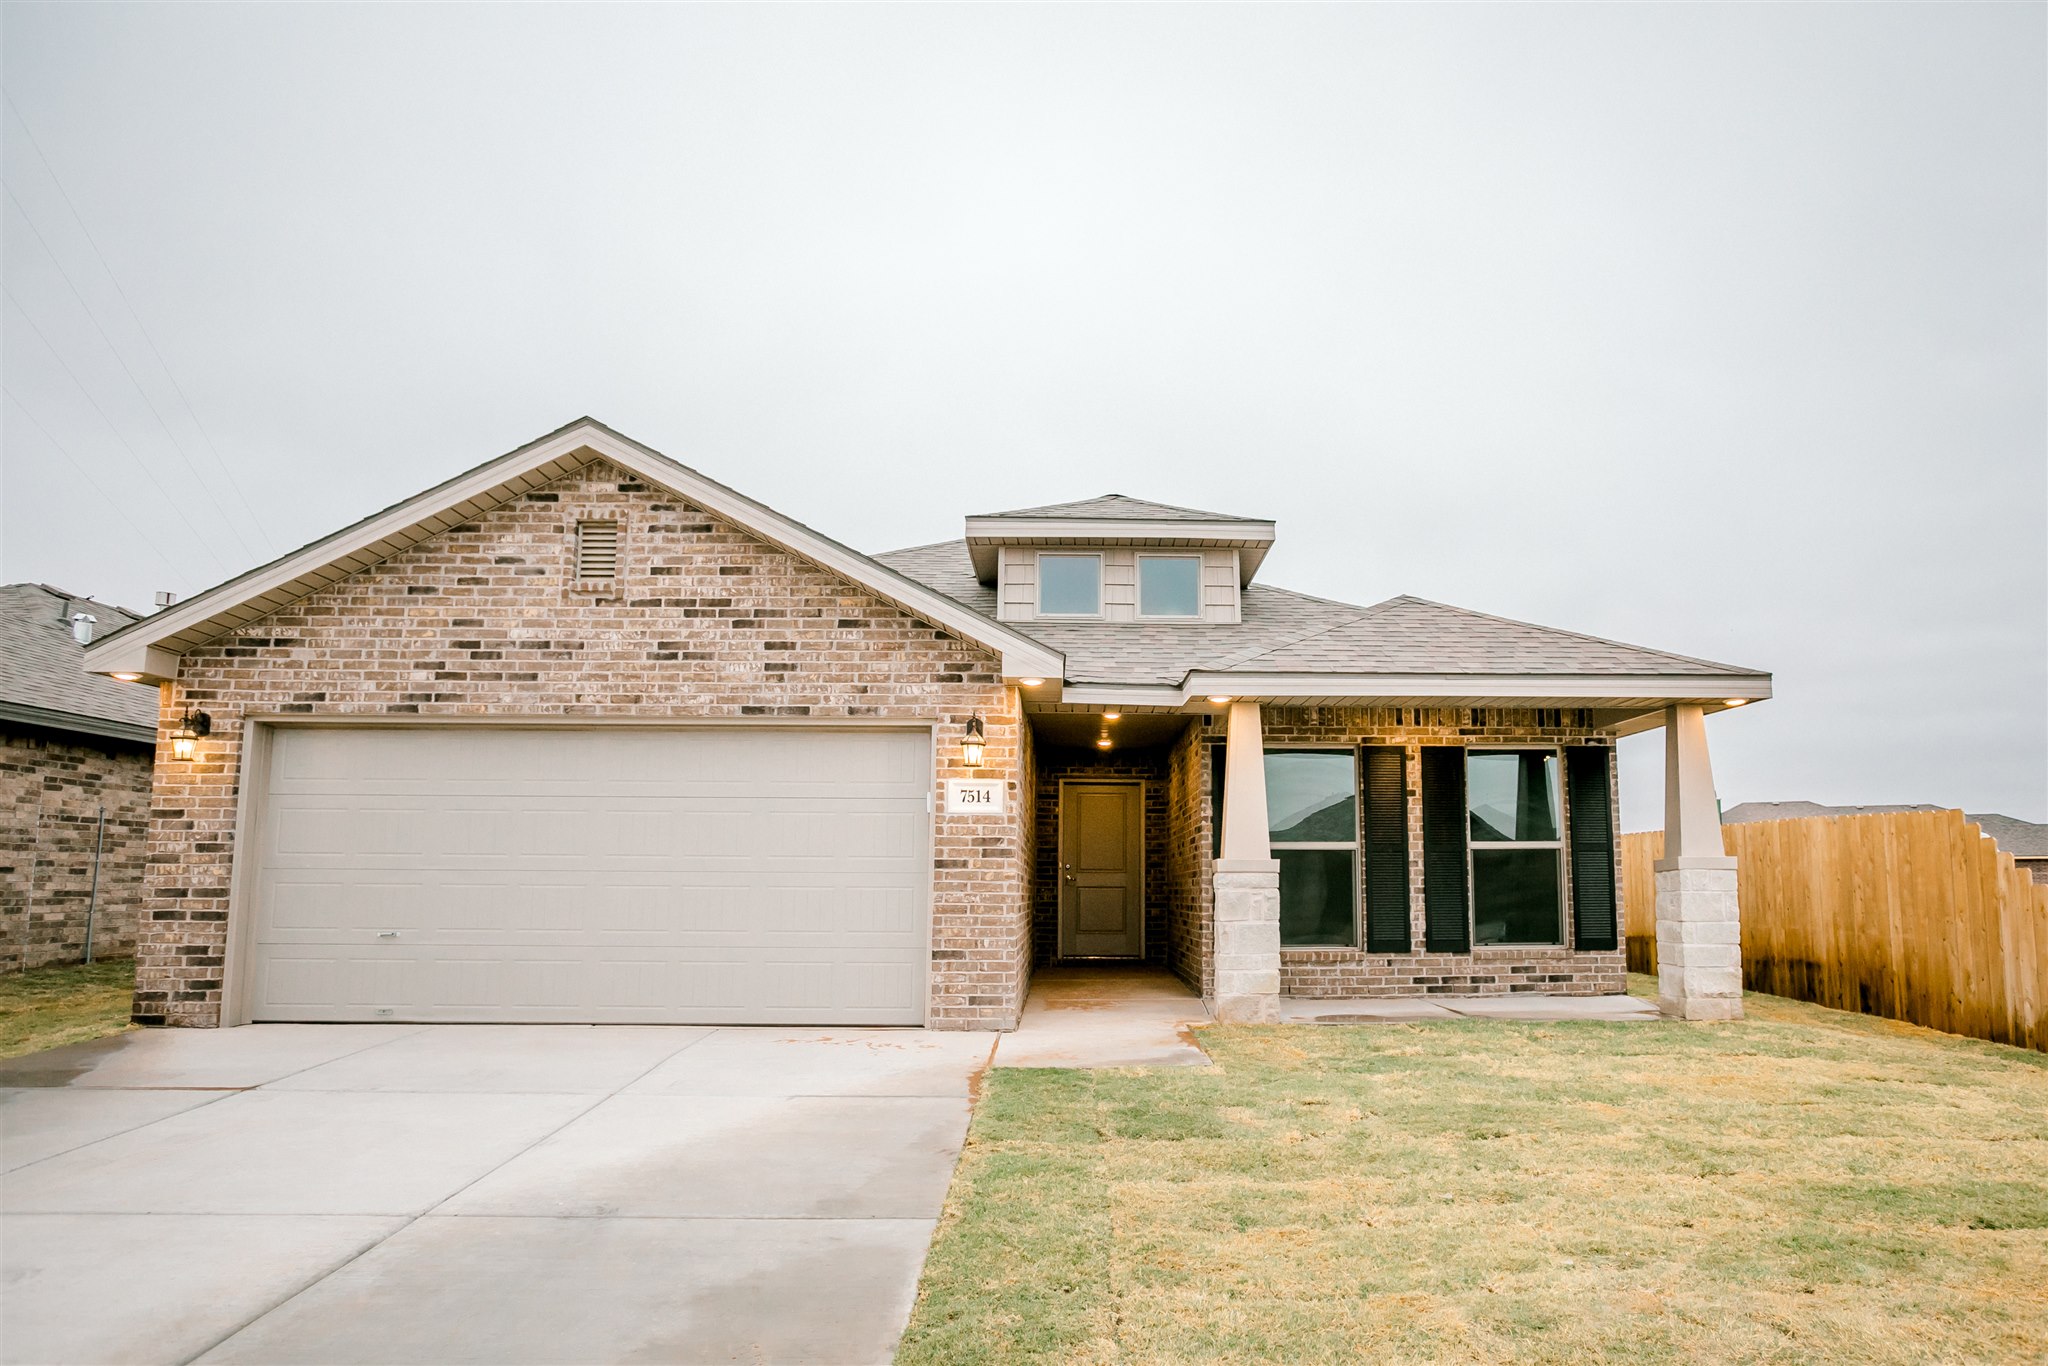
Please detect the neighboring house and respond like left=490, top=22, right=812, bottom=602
left=1, top=583, right=157, bottom=971
left=1723, top=802, right=2048, bottom=884
left=83, top=419, right=1770, bottom=1030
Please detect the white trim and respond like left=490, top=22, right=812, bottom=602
left=1055, top=673, right=1771, bottom=712
left=1134, top=552, right=1204, bottom=620
left=85, top=419, right=1065, bottom=685
left=1465, top=745, right=1566, bottom=949
left=1035, top=551, right=1105, bottom=619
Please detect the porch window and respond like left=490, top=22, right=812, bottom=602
left=1267, top=749, right=1358, bottom=946
left=1038, top=553, right=1102, bottom=616
left=1137, top=555, right=1202, bottom=618
left=1467, top=750, right=1563, bottom=945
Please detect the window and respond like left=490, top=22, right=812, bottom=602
left=1466, top=750, right=1563, bottom=945
left=1037, top=553, right=1102, bottom=616
left=1267, top=749, right=1358, bottom=946
left=1138, top=555, right=1202, bottom=618
left=575, top=520, right=620, bottom=579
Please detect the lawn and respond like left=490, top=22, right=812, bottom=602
left=0, top=959, right=136, bottom=1059
left=901, top=977, right=2048, bottom=1364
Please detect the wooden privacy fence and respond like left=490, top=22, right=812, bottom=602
left=1622, top=810, right=2048, bottom=1052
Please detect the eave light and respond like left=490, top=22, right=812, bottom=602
left=1723, top=699, right=1748, bottom=707
left=1207, top=695, right=1233, bottom=705
left=961, top=714, right=986, bottom=768
left=1095, top=730, right=1113, bottom=750
left=1102, top=710, right=1121, bottom=721
left=169, top=708, right=211, bottom=762
left=1019, top=678, right=1044, bottom=688
left=111, top=673, right=142, bottom=682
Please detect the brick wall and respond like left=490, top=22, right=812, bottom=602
left=1252, top=706, right=1626, bottom=999
left=1030, top=743, right=1170, bottom=964
left=139, top=458, right=1030, bottom=1029
left=1163, top=719, right=1213, bottom=996
left=1, top=726, right=153, bottom=971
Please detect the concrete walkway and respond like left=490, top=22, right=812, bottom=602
left=0, top=1023, right=992, bottom=1366
left=994, top=965, right=1213, bottom=1068
left=1283, top=993, right=1661, bottom=1023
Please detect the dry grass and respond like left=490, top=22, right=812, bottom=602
left=0, top=959, right=135, bottom=1059
left=900, top=978, right=2048, bottom=1364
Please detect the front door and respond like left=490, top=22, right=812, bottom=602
left=1059, top=781, right=1144, bottom=958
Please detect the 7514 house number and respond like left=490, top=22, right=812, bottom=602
left=945, top=779, right=1006, bottom=814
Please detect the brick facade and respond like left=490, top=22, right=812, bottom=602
left=1030, top=743, right=1170, bottom=964
left=1258, top=706, right=1626, bottom=999
left=1, top=726, right=153, bottom=971
left=137, top=460, right=1030, bottom=1030
left=1163, top=720, right=1212, bottom=996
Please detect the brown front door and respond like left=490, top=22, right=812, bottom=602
left=1059, top=781, right=1144, bottom=958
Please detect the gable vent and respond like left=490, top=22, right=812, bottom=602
left=575, top=520, right=621, bottom=579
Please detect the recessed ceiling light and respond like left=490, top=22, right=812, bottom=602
left=1020, top=678, right=1044, bottom=687
left=1723, top=699, right=1748, bottom=707
left=1102, top=710, right=1121, bottom=721
left=1207, top=695, right=1233, bottom=705
left=1095, top=733, right=1113, bottom=749
left=111, top=673, right=142, bottom=682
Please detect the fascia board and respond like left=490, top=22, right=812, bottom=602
left=1060, top=673, right=1772, bottom=708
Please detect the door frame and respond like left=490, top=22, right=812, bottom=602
left=222, top=716, right=938, bottom=1027
left=1055, top=777, right=1147, bottom=960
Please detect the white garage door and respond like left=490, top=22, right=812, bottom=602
left=243, top=726, right=931, bottom=1024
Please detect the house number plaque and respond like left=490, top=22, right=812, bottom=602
left=945, top=779, right=1006, bottom=814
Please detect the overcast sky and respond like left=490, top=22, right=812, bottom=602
left=3, top=4, right=2042, bottom=827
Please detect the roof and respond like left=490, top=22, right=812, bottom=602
left=0, top=584, right=156, bottom=744
left=875, top=538, right=1769, bottom=699
left=973, top=493, right=1263, bottom=523
left=83, top=419, right=1064, bottom=685
left=1723, top=802, right=2048, bottom=859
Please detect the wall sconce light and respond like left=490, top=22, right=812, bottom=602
left=170, top=708, right=211, bottom=761
left=961, top=714, right=985, bottom=768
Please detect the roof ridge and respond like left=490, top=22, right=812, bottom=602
left=1385, top=595, right=1764, bottom=675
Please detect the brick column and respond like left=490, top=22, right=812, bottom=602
left=1655, top=704, right=1741, bottom=1021
left=1212, top=701, right=1280, bottom=1023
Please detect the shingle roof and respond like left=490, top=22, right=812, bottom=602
left=871, top=539, right=1765, bottom=686
left=0, top=584, right=156, bottom=742
left=1723, top=802, right=2048, bottom=859
left=971, top=494, right=1262, bottom=523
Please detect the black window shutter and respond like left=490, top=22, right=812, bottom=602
left=1565, top=746, right=1619, bottom=951
left=1419, top=746, right=1470, bottom=953
left=1362, top=746, right=1410, bottom=953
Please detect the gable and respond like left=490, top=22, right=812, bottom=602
left=83, top=419, right=1062, bottom=685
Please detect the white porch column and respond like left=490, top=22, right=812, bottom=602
left=1655, top=704, right=1742, bottom=1021
left=1213, top=701, right=1282, bottom=1023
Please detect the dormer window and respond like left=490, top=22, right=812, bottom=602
left=1138, top=555, right=1202, bottom=618
left=1037, top=553, right=1102, bottom=617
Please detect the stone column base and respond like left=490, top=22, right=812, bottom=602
left=1654, top=856, right=1742, bottom=1021
left=1211, top=857, right=1281, bottom=1024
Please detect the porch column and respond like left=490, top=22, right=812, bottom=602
left=1213, top=701, right=1282, bottom=1023
left=1655, top=704, right=1742, bottom=1021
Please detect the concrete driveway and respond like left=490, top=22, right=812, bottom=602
left=0, top=1023, right=993, bottom=1365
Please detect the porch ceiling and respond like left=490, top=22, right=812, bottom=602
left=1026, top=705, right=1192, bottom=751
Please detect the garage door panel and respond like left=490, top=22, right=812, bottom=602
left=247, top=728, right=931, bottom=1024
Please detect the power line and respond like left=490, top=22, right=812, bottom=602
left=3, top=384, right=190, bottom=580
left=4, top=93, right=273, bottom=554
left=1, top=180, right=262, bottom=563
left=3, top=286, right=231, bottom=573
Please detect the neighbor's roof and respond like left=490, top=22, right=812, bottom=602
left=1721, top=802, right=2048, bottom=861
left=0, top=584, right=156, bottom=743
left=874, top=538, right=1766, bottom=690
left=972, top=494, right=1264, bottom=523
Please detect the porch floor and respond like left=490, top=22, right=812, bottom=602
left=1281, top=994, right=1660, bottom=1024
left=993, top=965, right=1212, bottom=1069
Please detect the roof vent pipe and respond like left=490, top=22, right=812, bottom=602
left=71, top=613, right=97, bottom=645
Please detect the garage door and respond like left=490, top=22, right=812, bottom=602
left=243, top=726, right=930, bottom=1024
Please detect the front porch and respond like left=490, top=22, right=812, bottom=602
left=1017, top=698, right=1739, bottom=1023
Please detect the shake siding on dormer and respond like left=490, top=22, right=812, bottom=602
left=995, top=546, right=1241, bottom=624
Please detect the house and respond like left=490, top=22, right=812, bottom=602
left=2, top=583, right=158, bottom=971
left=1722, top=802, right=2048, bottom=884
left=82, top=419, right=1770, bottom=1030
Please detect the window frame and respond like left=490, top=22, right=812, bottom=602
left=1035, top=551, right=1105, bottom=619
left=1264, top=744, right=1361, bottom=949
left=1135, top=553, right=1205, bottom=620
left=1464, top=745, right=1567, bottom=947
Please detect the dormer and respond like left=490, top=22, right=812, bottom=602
left=965, top=495, right=1276, bottom=625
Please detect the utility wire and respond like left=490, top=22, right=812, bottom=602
left=3, top=286, right=231, bottom=574
left=3, top=384, right=189, bottom=580
left=2, top=181, right=262, bottom=563
left=4, top=94, right=272, bottom=554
